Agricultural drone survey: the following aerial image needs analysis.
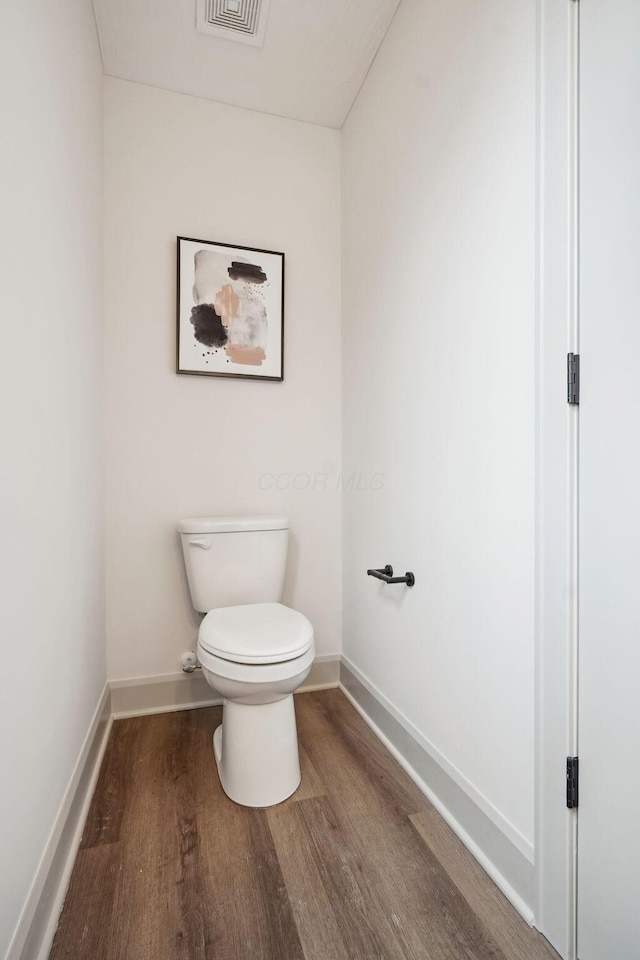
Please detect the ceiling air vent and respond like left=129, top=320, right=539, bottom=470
left=196, top=0, right=271, bottom=47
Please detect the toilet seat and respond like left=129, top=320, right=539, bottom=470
left=199, top=602, right=313, bottom=664
left=197, top=641, right=315, bottom=684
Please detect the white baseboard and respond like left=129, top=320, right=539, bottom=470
left=110, top=654, right=341, bottom=719
left=6, top=684, right=113, bottom=960
left=341, top=656, right=533, bottom=862
left=339, top=657, right=536, bottom=926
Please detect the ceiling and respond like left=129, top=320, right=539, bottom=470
left=92, top=0, right=400, bottom=128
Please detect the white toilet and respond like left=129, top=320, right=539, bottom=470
left=177, top=515, right=314, bottom=807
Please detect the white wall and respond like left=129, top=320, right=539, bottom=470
left=104, top=79, right=342, bottom=680
left=342, top=0, right=536, bottom=850
left=0, top=1, right=104, bottom=955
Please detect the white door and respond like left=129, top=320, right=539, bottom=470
left=578, top=1, right=640, bottom=957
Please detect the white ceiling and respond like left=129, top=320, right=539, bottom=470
left=92, top=0, right=400, bottom=128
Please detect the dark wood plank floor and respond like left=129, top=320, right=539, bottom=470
left=49, top=689, right=559, bottom=960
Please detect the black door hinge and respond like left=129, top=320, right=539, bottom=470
left=566, top=756, right=579, bottom=808
left=567, top=353, right=580, bottom=404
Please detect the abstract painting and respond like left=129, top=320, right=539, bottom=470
left=176, top=236, right=284, bottom=381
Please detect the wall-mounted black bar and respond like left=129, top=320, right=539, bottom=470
left=367, top=565, right=415, bottom=587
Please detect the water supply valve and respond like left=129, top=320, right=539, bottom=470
left=181, top=650, right=200, bottom=673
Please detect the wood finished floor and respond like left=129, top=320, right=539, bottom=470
left=49, top=690, right=559, bottom=960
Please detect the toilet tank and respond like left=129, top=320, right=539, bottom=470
left=177, top=516, right=289, bottom=613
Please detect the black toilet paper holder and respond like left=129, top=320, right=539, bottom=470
left=367, top=565, right=415, bottom=587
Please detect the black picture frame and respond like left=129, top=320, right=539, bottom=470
left=176, top=236, right=285, bottom=381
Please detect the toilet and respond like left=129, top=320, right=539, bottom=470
left=177, top=515, right=314, bottom=807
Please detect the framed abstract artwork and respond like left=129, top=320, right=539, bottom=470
left=176, top=236, right=284, bottom=381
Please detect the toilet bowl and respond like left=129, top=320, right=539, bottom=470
left=177, top=515, right=314, bottom=808
left=202, top=654, right=314, bottom=808
left=198, top=602, right=315, bottom=807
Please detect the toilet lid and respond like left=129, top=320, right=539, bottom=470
left=199, top=602, right=314, bottom=664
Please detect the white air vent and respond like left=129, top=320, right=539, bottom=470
left=196, top=0, right=271, bottom=47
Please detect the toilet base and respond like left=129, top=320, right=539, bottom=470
left=213, top=694, right=301, bottom=807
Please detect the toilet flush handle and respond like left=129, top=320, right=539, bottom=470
left=188, top=538, right=212, bottom=549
